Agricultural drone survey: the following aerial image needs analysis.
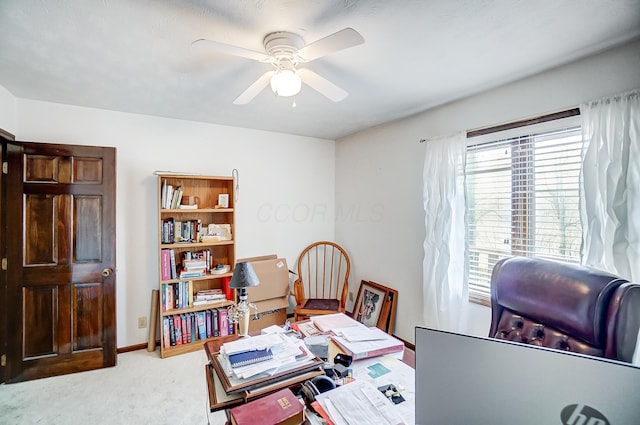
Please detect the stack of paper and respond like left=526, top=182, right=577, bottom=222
left=311, top=312, right=363, bottom=333
left=331, top=326, right=404, bottom=361
left=220, top=333, right=316, bottom=380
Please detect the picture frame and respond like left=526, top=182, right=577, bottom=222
left=352, top=280, right=398, bottom=333
left=218, top=193, right=229, bottom=208
left=374, top=283, right=398, bottom=334
left=353, top=280, right=388, bottom=328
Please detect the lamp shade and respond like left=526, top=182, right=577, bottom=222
left=229, top=262, right=260, bottom=288
left=270, top=69, right=302, bottom=97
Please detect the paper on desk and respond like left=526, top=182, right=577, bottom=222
left=316, top=380, right=407, bottom=425
left=222, top=333, right=283, bottom=355
left=337, top=326, right=387, bottom=342
left=311, top=313, right=363, bottom=332
left=261, top=324, right=286, bottom=334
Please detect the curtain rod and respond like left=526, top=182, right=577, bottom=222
left=466, top=108, right=580, bottom=138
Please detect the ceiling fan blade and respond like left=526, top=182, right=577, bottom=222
left=297, top=28, right=364, bottom=62
left=298, top=69, right=348, bottom=102
left=233, top=71, right=275, bottom=105
left=191, top=39, right=271, bottom=62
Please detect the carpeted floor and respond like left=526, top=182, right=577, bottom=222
left=0, top=348, right=228, bottom=425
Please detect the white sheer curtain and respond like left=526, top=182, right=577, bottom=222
left=580, top=89, right=640, bottom=282
left=422, top=132, right=468, bottom=332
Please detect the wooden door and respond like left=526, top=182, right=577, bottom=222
left=0, top=131, right=11, bottom=384
left=5, top=141, right=116, bottom=382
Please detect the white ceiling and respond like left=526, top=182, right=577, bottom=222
left=1, top=1, right=639, bottom=140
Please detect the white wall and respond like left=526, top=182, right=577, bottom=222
left=10, top=100, right=335, bottom=348
left=0, top=85, right=17, bottom=135
left=336, top=38, right=640, bottom=344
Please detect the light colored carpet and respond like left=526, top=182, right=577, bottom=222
left=0, top=348, right=228, bottom=425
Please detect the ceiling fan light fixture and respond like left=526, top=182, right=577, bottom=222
left=270, top=69, right=302, bottom=97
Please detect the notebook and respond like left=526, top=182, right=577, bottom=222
left=228, top=348, right=273, bottom=368
left=415, top=327, right=640, bottom=425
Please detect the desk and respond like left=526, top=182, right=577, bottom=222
left=205, top=331, right=416, bottom=424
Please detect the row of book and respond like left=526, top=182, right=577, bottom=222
left=161, top=218, right=202, bottom=244
left=161, top=281, right=193, bottom=311
left=160, top=248, right=214, bottom=281
left=162, top=307, right=234, bottom=347
left=162, top=282, right=229, bottom=311
left=160, top=181, right=184, bottom=210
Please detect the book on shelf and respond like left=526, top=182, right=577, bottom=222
left=205, top=310, right=212, bottom=338
left=228, top=313, right=236, bottom=336
left=197, top=311, right=207, bottom=340
left=160, top=180, right=186, bottom=209
left=169, top=249, right=177, bottom=279
left=173, top=316, right=182, bottom=345
left=162, top=281, right=194, bottom=310
left=181, top=314, right=188, bottom=344
left=229, top=388, right=304, bottom=425
left=179, top=270, right=205, bottom=278
left=162, top=317, right=171, bottom=348
left=183, top=258, right=207, bottom=270
left=165, top=220, right=202, bottom=243
left=166, top=185, right=174, bottom=209
left=161, top=249, right=171, bottom=280
left=218, top=307, right=229, bottom=337
left=193, top=298, right=226, bottom=306
left=161, top=217, right=176, bottom=244
left=189, top=313, right=197, bottom=342
left=228, top=348, right=274, bottom=368
left=212, top=308, right=220, bottom=337
left=161, top=180, right=167, bottom=208
left=163, top=307, right=231, bottom=347
left=197, top=288, right=224, bottom=296
left=173, top=221, right=182, bottom=242
left=171, top=186, right=183, bottom=209
left=161, top=182, right=173, bottom=209
left=179, top=204, right=198, bottom=209
left=168, top=316, right=176, bottom=346
left=194, top=289, right=226, bottom=304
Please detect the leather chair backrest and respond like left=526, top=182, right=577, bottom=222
left=489, top=256, right=640, bottom=362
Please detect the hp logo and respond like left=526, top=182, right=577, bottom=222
left=561, top=404, right=610, bottom=425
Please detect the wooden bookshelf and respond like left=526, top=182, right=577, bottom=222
left=156, top=174, right=237, bottom=358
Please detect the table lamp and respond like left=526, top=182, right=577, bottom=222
left=227, top=262, right=260, bottom=337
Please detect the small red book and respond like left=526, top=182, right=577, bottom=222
left=229, top=388, right=304, bottom=425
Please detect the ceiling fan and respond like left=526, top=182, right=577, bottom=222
left=192, top=28, right=364, bottom=105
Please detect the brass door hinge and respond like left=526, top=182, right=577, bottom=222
left=1, top=258, right=6, bottom=270
left=1, top=354, right=5, bottom=367
left=2, top=161, right=7, bottom=174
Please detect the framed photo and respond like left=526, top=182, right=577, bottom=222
left=218, top=193, right=229, bottom=208
left=353, top=280, right=388, bottom=328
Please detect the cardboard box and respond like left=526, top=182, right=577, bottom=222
left=237, top=255, right=291, bottom=332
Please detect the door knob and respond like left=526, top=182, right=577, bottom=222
left=102, top=268, right=113, bottom=277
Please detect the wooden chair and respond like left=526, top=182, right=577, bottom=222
left=293, top=241, right=351, bottom=321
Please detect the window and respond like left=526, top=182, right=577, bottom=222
left=466, top=115, right=583, bottom=300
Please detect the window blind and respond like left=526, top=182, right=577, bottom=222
left=466, top=117, right=583, bottom=298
